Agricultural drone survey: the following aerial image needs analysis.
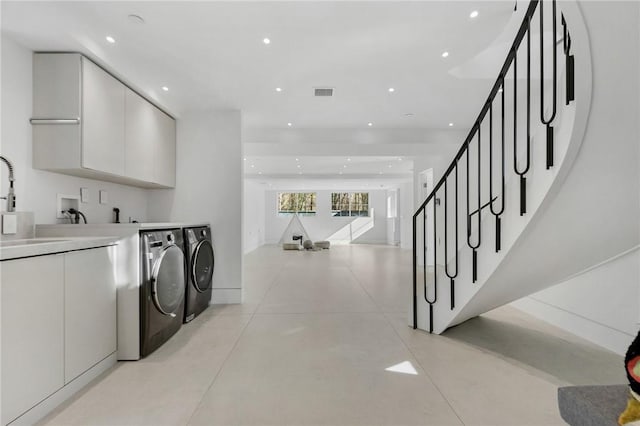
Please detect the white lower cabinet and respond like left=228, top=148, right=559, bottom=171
left=1, top=246, right=116, bottom=425
left=1, top=255, right=64, bottom=425
left=64, top=248, right=117, bottom=383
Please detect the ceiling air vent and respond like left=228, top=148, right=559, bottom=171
left=314, top=87, right=334, bottom=97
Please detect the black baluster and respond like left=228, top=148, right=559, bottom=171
left=562, top=14, right=575, bottom=105
left=513, top=16, right=531, bottom=217
left=423, top=207, right=437, bottom=334
left=541, top=0, right=558, bottom=169
left=423, top=209, right=427, bottom=312
left=444, top=164, right=459, bottom=310
left=466, top=126, right=481, bottom=283
left=412, top=214, right=417, bottom=329
left=489, top=82, right=505, bottom=252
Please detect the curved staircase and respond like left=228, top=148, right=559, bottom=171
left=412, top=0, right=596, bottom=334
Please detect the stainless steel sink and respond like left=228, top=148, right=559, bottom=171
left=0, top=239, right=69, bottom=247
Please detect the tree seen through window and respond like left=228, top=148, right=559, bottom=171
left=331, top=193, right=369, bottom=217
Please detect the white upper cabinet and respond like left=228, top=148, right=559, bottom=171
left=82, top=58, right=126, bottom=176
left=125, top=88, right=157, bottom=182
left=32, top=53, right=176, bottom=188
left=155, top=107, right=177, bottom=187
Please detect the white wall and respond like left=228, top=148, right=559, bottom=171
left=513, top=248, right=640, bottom=355
left=243, top=180, right=266, bottom=254
left=510, top=0, right=640, bottom=354
left=0, top=36, right=148, bottom=225
left=264, top=189, right=388, bottom=245
left=147, top=110, right=243, bottom=304
left=399, top=181, right=414, bottom=250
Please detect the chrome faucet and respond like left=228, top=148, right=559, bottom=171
left=0, top=155, right=16, bottom=212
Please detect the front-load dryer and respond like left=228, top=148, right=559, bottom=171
left=183, top=225, right=214, bottom=322
left=140, top=228, right=186, bottom=357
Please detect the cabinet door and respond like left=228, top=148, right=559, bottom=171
left=155, top=110, right=176, bottom=187
left=32, top=53, right=83, bottom=170
left=1, top=255, right=64, bottom=425
left=81, top=58, right=125, bottom=175
left=124, top=89, right=156, bottom=182
left=64, top=247, right=117, bottom=383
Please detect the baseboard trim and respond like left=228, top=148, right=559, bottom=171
left=511, top=298, right=633, bottom=356
left=212, top=288, right=242, bottom=304
left=8, top=352, right=117, bottom=426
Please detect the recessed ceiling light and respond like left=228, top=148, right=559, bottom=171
left=398, top=157, right=403, bottom=161
left=388, top=165, right=392, bottom=168
left=162, top=86, right=169, bottom=92
left=379, top=171, right=383, bottom=175
left=275, top=87, right=282, bottom=92
left=106, top=36, right=115, bottom=44
left=449, top=122, right=454, bottom=127
left=251, top=164, right=255, bottom=168
left=368, top=122, right=373, bottom=127
left=470, top=10, right=479, bottom=18
left=287, top=122, right=292, bottom=127
left=295, top=158, right=299, bottom=162
left=404, top=113, right=414, bottom=117
left=243, top=158, right=247, bottom=161
left=441, top=51, right=449, bottom=58
left=339, top=171, right=343, bottom=175
left=258, top=172, right=262, bottom=175
left=263, top=38, right=271, bottom=45
left=343, top=165, right=347, bottom=168
left=347, top=158, right=351, bottom=162
left=388, top=87, right=395, bottom=93
left=297, top=165, right=301, bottom=168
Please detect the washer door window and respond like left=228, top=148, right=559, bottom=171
left=191, top=240, right=214, bottom=292
left=151, top=244, right=185, bottom=316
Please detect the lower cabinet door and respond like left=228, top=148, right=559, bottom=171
left=64, top=247, right=117, bottom=383
left=1, top=255, right=65, bottom=425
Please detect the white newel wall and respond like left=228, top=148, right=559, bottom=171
left=1, top=36, right=148, bottom=224
left=264, top=189, right=388, bottom=245
left=147, top=109, right=243, bottom=304
left=399, top=181, right=414, bottom=250
left=243, top=180, right=266, bottom=254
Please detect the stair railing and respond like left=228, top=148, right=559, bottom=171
left=412, top=0, right=575, bottom=332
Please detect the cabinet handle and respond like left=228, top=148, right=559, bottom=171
left=30, top=118, right=80, bottom=125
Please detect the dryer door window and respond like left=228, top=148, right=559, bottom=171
left=151, top=244, right=185, bottom=316
left=191, top=240, right=214, bottom=293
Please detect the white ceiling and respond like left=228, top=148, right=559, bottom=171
left=244, top=155, right=412, bottom=176
left=1, top=1, right=520, bottom=184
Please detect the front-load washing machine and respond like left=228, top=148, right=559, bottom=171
left=183, top=225, right=214, bottom=322
left=140, top=228, right=186, bottom=357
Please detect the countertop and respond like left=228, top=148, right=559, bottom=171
left=36, top=222, right=210, bottom=231
left=0, top=236, right=120, bottom=261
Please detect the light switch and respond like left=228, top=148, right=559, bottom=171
left=80, top=187, right=90, bottom=203
left=99, top=190, right=108, bottom=204
left=2, top=214, right=17, bottom=235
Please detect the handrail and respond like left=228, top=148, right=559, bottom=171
left=413, top=0, right=541, bottom=218
left=412, top=0, right=574, bottom=331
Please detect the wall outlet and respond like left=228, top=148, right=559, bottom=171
left=99, top=190, right=108, bottom=204
left=80, top=187, right=90, bottom=203
left=2, top=214, right=17, bottom=235
left=57, top=194, right=80, bottom=219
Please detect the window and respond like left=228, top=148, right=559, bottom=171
left=278, top=192, right=317, bottom=216
left=331, top=192, right=369, bottom=217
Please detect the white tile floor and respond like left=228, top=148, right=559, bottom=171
left=40, top=244, right=624, bottom=426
